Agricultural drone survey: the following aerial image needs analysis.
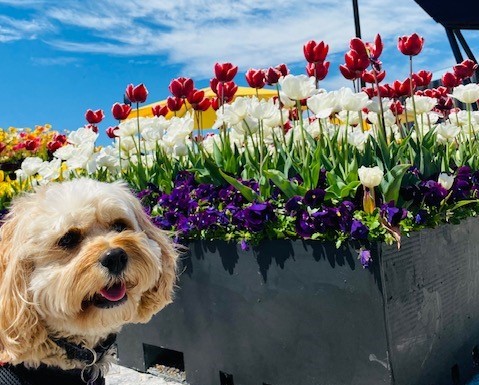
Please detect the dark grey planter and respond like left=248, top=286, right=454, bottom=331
left=117, top=217, right=479, bottom=385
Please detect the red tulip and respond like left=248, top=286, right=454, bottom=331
left=111, top=103, right=132, bottom=120
left=125, top=83, right=148, bottom=103
left=349, top=38, right=368, bottom=59
left=53, top=134, right=67, bottom=144
left=361, top=69, right=386, bottom=84
left=265, top=67, right=282, bottom=85
left=303, top=40, right=329, bottom=63
left=187, top=89, right=205, bottom=105
left=392, top=78, right=415, bottom=97
left=169, top=77, right=194, bottom=98
left=390, top=101, right=404, bottom=116
left=214, top=62, right=238, bottom=82
left=339, top=64, right=361, bottom=80
left=442, top=72, right=461, bottom=88
left=362, top=87, right=376, bottom=98
left=151, top=104, right=169, bottom=117
left=306, top=61, right=330, bottom=81
left=398, top=33, right=424, bottom=56
left=106, top=126, right=119, bottom=139
left=25, top=139, right=40, bottom=151
left=85, top=109, right=104, bottom=124
left=276, top=63, right=290, bottom=77
left=195, top=98, right=211, bottom=112
left=453, top=59, right=478, bottom=79
left=436, top=86, right=449, bottom=96
left=412, top=70, right=432, bottom=87
left=245, top=68, right=266, bottom=89
left=344, top=49, right=370, bottom=72
left=378, top=84, right=396, bottom=98
left=210, top=97, right=221, bottom=111
left=215, top=81, right=238, bottom=102
left=365, top=34, right=383, bottom=60
left=167, top=96, right=184, bottom=112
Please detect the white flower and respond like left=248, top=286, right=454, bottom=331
left=368, top=97, right=392, bottom=114
left=438, top=173, right=455, bottom=190
left=337, top=110, right=360, bottom=126
left=348, top=128, right=370, bottom=151
left=68, top=126, right=99, bottom=145
left=338, top=88, right=370, bottom=111
left=279, top=74, right=316, bottom=101
left=405, top=95, right=437, bottom=114
left=307, top=91, right=340, bottom=119
left=248, top=97, right=276, bottom=121
left=38, top=159, right=62, bottom=183
left=358, top=166, right=383, bottom=189
left=436, top=122, right=461, bottom=144
left=221, top=97, right=249, bottom=126
left=117, top=118, right=141, bottom=137
left=20, top=157, right=43, bottom=177
left=451, top=83, right=479, bottom=104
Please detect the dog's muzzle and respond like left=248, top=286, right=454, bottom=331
left=100, top=247, right=128, bottom=276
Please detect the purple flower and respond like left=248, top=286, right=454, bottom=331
left=191, top=208, right=221, bottom=230
left=420, top=180, right=448, bottom=207
left=241, top=202, right=276, bottom=232
left=240, top=239, right=250, bottom=251
left=285, top=196, right=302, bottom=214
left=414, top=209, right=428, bottom=225
left=381, top=201, right=407, bottom=227
left=313, top=207, right=340, bottom=232
left=350, top=219, right=369, bottom=240
left=338, top=201, right=355, bottom=232
left=304, top=188, right=325, bottom=208
left=295, top=210, right=316, bottom=238
left=358, top=249, right=372, bottom=268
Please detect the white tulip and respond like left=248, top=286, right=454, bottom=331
left=358, top=166, right=383, bottom=189
left=38, top=158, right=61, bottom=183
left=338, top=88, right=370, bottom=111
left=405, top=95, right=437, bottom=114
left=451, top=83, right=479, bottom=104
left=68, top=126, right=99, bottom=145
left=438, top=173, right=455, bottom=190
left=307, top=91, right=340, bottom=119
left=436, top=123, right=461, bottom=144
left=21, top=157, right=43, bottom=177
left=279, top=74, right=316, bottom=101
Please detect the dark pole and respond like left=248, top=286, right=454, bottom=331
left=352, top=0, right=362, bottom=38
left=445, top=28, right=464, bottom=64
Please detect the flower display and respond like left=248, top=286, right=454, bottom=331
left=3, top=32, right=479, bottom=267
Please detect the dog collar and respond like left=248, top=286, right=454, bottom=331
left=50, top=333, right=117, bottom=366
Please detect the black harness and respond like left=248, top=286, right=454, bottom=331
left=0, top=334, right=116, bottom=385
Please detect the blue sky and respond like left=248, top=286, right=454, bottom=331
left=0, top=0, right=478, bottom=145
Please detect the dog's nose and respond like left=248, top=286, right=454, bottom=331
left=100, top=248, right=128, bottom=275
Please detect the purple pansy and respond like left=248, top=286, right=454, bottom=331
left=350, top=219, right=369, bottom=240
left=381, top=201, right=408, bottom=226
left=358, top=249, right=372, bottom=268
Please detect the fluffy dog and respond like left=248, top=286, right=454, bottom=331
left=0, top=179, right=178, bottom=385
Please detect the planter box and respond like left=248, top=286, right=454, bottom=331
left=117, top=218, right=479, bottom=385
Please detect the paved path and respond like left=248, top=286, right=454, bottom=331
left=105, top=364, right=185, bottom=385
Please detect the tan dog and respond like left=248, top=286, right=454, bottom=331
left=0, top=179, right=178, bottom=384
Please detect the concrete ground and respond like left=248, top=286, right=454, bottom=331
left=105, top=364, right=185, bottom=385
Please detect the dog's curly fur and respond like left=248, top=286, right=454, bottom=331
left=0, top=178, right=178, bottom=376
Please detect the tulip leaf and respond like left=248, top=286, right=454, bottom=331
left=219, top=169, right=262, bottom=202
left=380, top=164, right=411, bottom=204
left=450, top=199, right=479, bottom=211
left=264, top=169, right=307, bottom=199
left=340, top=181, right=361, bottom=198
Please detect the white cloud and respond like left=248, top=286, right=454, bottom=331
left=0, top=0, right=475, bottom=80
left=31, top=56, right=80, bottom=66
left=0, top=15, right=53, bottom=42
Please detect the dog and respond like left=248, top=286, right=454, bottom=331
left=0, top=178, right=179, bottom=384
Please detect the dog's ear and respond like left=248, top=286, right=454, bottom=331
left=127, top=189, right=180, bottom=323
left=0, top=205, right=48, bottom=362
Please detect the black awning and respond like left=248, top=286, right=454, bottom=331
left=414, top=0, right=479, bottom=29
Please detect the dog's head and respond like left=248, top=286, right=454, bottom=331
left=0, top=178, right=178, bottom=363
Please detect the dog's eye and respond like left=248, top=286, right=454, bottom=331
left=111, top=220, right=129, bottom=232
left=58, top=230, right=82, bottom=248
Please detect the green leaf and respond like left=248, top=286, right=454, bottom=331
left=340, top=180, right=361, bottom=198
left=219, top=169, right=262, bottom=202
left=380, top=164, right=411, bottom=204
left=264, top=169, right=307, bottom=199
left=450, top=199, right=479, bottom=211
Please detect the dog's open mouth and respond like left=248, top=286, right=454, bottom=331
left=83, top=282, right=127, bottom=309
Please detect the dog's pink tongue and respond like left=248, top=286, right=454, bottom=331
left=99, top=282, right=126, bottom=301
